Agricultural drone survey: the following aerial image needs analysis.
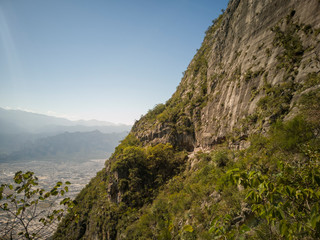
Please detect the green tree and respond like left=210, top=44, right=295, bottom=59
left=0, top=171, right=77, bottom=240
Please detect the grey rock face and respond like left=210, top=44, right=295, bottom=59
left=133, top=0, right=320, bottom=151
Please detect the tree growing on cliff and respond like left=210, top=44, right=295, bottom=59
left=0, top=171, right=77, bottom=240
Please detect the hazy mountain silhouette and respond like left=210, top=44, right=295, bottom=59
left=0, top=130, right=127, bottom=162
left=0, top=107, right=131, bottom=134
left=0, top=108, right=131, bottom=161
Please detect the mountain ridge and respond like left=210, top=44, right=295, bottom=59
left=0, top=130, right=128, bottom=163
left=54, top=0, right=320, bottom=239
left=0, top=107, right=131, bottom=160
left=0, top=107, right=131, bottom=134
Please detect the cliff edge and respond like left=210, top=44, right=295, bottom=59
left=54, top=0, right=320, bottom=239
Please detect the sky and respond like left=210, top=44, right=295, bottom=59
left=0, top=0, right=229, bottom=125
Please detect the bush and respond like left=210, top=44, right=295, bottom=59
left=211, top=150, right=229, bottom=167
left=271, top=116, right=313, bottom=151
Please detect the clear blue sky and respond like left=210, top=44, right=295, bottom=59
left=0, top=0, right=228, bottom=125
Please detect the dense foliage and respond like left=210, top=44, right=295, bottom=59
left=117, top=116, right=320, bottom=239
left=54, top=135, right=187, bottom=239
left=53, top=111, right=320, bottom=239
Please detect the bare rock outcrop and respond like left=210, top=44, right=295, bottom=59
left=132, top=0, right=320, bottom=151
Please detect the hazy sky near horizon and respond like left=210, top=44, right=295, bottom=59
left=0, top=0, right=228, bottom=125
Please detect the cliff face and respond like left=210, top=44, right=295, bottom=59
left=54, top=0, right=320, bottom=239
left=133, top=0, right=320, bottom=150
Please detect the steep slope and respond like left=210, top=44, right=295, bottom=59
left=54, top=0, right=320, bottom=239
left=133, top=0, right=320, bottom=150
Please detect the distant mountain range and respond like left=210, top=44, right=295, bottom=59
left=0, top=130, right=127, bottom=162
left=0, top=108, right=131, bottom=162
left=0, top=107, right=131, bottom=135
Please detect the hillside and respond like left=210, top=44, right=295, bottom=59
left=54, top=0, right=320, bottom=239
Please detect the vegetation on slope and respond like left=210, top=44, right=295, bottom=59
left=54, top=83, right=320, bottom=239
left=54, top=3, right=320, bottom=239
left=54, top=135, right=187, bottom=239
left=111, top=112, right=319, bottom=240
